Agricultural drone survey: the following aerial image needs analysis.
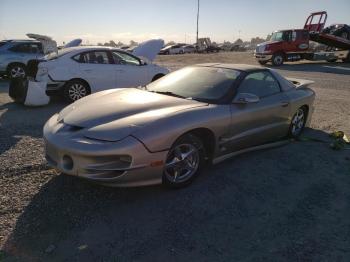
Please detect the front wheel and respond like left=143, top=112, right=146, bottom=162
left=163, top=134, right=205, bottom=188
left=288, top=107, right=307, bottom=138
left=64, top=80, right=90, bottom=102
left=271, top=53, right=284, bottom=66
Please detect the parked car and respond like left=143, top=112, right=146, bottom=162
left=44, top=64, right=315, bottom=188
left=0, top=39, right=44, bottom=78
left=159, top=44, right=186, bottom=55
left=33, top=40, right=168, bottom=102
left=182, top=44, right=196, bottom=53
left=322, top=24, right=350, bottom=40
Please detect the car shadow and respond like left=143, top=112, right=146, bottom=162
left=0, top=80, right=67, bottom=154
left=3, top=128, right=350, bottom=261
left=272, top=62, right=350, bottom=75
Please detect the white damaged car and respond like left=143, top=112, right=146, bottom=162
left=33, top=39, right=169, bottom=102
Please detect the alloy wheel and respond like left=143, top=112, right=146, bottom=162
left=291, top=108, right=305, bottom=136
left=10, top=66, right=26, bottom=78
left=68, top=83, right=87, bottom=101
left=165, top=143, right=200, bottom=183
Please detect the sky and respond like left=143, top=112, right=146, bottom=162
left=0, top=0, right=349, bottom=45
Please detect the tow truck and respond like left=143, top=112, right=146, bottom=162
left=254, top=11, right=350, bottom=66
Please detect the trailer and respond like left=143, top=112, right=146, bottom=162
left=254, top=11, right=350, bottom=66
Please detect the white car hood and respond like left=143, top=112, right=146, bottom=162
left=132, top=39, right=164, bottom=62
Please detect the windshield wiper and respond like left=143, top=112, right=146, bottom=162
left=150, top=91, right=187, bottom=99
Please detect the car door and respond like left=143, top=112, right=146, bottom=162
left=227, top=70, right=291, bottom=151
left=76, top=50, right=116, bottom=92
left=111, top=50, right=149, bottom=88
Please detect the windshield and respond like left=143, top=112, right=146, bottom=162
left=44, top=48, right=74, bottom=60
left=146, top=66, right=241, bottom=102
left=270, top=31, right=284, bottom=41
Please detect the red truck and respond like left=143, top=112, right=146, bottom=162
left=254, top=11, right=350, bottom=66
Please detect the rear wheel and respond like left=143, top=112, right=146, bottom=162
left=7, top=63, right=26, bottom=79
left=163, top=134, right=205, bottom=188
left=271, top=53, right=284, bottom=66
left=64, top=80, right=90, bottom=102
left=288, top=107, right=307, bottom=138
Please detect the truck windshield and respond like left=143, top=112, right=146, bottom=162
left=270, top=32, right=284, bottom=41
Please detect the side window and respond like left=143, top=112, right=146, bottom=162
left=237, top=71, right=281, bottom=98
left=292, top=31, right=297, bottom=41
left=77, top=51, right=111, bottom=64
left=9, top=43, right=30, bottom=53
left=111, top=51, right=140, bottom=66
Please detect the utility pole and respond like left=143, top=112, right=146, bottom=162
left=196, top=0, right=200, bottom=47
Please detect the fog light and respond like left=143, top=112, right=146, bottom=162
left=62, top=155, right=74, bottom=170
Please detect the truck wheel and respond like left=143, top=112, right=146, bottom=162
left=272, top=53, right=284, bottom=66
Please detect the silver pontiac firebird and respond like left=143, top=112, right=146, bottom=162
left=44, top=64, right=315, bottom=188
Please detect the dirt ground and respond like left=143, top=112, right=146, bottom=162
left=0, top=52, right=350, bottom=261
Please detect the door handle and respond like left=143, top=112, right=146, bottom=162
left=281, top=101, right=289, bottom=107
left=84, top=69, right=92, bottom=72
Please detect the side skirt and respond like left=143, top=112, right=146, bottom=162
left=212, top=140, right=290, bottom=165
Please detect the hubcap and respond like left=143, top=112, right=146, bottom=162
left=68, top=84, right=87, bottom=101
left=274, top=56, right=283, bottom=65
left=10, top=66, right=25, bottom=78
left=165, top=143, right=199, bottom=183
left=291, top=108, right=305, bottom=136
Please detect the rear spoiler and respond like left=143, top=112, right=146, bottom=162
left=286, top=77, right=315, bottom=88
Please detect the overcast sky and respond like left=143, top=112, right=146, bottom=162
left=0, top=0, right=349, bottom=45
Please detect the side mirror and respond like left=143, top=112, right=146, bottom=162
left=140, top=60, right=147, bottom=66
left=233, top=93, right=260, bottom=104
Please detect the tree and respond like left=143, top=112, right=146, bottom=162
left=234, top=38, right=243, bottom=45
left=250, top=37, right=265, bottom=46
left=129, top=40, right=138, bottom=46
left=109, top=40, right=118, bottom=47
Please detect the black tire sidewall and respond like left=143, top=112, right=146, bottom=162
left=162, top=134, right=205, bottom=188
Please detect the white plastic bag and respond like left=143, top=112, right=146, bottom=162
left=24, top=80, right=50, bottom=106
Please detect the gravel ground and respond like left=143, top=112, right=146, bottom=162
left=0, top=52, right=350, bottom=261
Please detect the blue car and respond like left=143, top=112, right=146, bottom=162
left=0, top=39, right=44, bottom=78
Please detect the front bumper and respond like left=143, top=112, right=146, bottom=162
left=254, top=52, right=273, bottom=62
left=44, top=114, right=168, bottom=187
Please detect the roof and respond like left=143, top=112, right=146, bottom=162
left=196, top=63, right=266, bottom=72
left=3, top=39, right=40, bottom=43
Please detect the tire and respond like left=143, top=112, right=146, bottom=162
left=63, top=80, right=90, bottom=103
left=288, top=107, right=307, bottom=138
left=326, top=58, right=337, bottom=63
left=151, top=74, right=164, bottom=82
left=271, top=53, right=284, bottom=66
left=163, top=134, right=205, bottom=188
left=7, top=63, right=26, bottom=79
left=258, top=60, right=268, bottom=65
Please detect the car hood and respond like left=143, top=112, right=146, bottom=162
left=59, top=88, right=208, bottom=141
left=132, top=39, right=164, bottom=62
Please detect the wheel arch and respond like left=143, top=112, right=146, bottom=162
left=179, top=128, right=216, bottom=160
left=151, top=73, right=165, bottom=82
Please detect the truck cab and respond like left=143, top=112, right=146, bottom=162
left=255, top=29, right=310, bottom=65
